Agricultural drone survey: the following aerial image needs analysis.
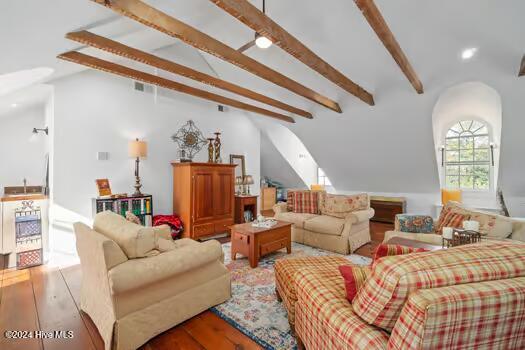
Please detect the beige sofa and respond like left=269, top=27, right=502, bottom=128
left=74, top=211, right=231, bottom=350
left=273, top=194, right=374, bottom=254
left=385, top=201, right=525, bottom=245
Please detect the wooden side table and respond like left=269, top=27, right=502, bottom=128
left=370, top=196, right=407, bottom=224
left=234, top=195, right=258, bottom=223
left=230, top=221, right=291, bottom=268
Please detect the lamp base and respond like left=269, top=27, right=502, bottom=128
left=133, top=176, right=143, bottom=197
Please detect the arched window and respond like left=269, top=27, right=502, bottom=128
left=444, top=120, right=491, bottom=190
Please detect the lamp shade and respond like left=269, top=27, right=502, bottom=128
left=243, top=175, right=254, bottom=185
left=129, top=138, right=147, bottom=158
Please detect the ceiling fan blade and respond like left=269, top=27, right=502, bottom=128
left=238, top=40, right=256, bottom=52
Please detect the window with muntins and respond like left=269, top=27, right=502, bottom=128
left=445, top=120, right=490, bottom=190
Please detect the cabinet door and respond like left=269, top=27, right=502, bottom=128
left=192, top=170, right=215, bottom=224
left=213, top=168, right=235, bottom=219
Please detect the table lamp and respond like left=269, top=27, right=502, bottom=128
left=243, top=175, right=254, bottom=195
left=129, top=138, right=148, bottom=196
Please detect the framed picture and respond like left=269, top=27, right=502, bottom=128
left=229, top=154, right=246, bottom=180
left=95, top=179, right=112, bottom=197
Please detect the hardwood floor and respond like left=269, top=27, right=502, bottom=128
left=0, top=222, right=391, bottom=350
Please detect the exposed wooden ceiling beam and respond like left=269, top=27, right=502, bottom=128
left=57, top=51, right=295, bottom=123
left=210, top=0, right=375, bottom=106
left=89, top=0, right=342, bottom=113
left=66, top=30, right=312, bottom=119
left=354, top=0, right=423, bottom=94
left=519, top=55, right=525, bottom=77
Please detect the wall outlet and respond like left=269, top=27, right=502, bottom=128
left=97, top=152, right=109, bottom=161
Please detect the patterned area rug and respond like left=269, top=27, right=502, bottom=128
left=211, top=242, right=371, bottom=350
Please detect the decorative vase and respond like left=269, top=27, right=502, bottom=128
left=207, top=138, right=215, bottom=163
left=214, top=132, right=222, bottom=163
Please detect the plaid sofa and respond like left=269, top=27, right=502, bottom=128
left=294, top=242, right=525, bottom=350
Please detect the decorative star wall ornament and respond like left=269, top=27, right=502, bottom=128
left=171, top=120, right=207, bottom=161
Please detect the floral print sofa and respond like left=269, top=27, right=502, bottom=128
left=273, top=191, right=374, bottom=254
left=384, top=201, right=525, bottom=246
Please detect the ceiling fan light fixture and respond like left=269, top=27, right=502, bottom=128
left=255, top=35, right=272, bottom=49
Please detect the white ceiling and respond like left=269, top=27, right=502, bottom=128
left=2, top=0, right=525, bottom=203
left=1, top=0, right=524, bottom=112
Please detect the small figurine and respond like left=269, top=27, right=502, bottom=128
left=214, top=132, right=222, bottom=163
left=207, top=138, right=215, bottom=163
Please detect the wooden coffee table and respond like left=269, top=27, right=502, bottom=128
left=230, top=221, right=292, bottom=268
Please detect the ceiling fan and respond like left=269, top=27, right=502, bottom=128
left=237, top=0, right=273, bottom=52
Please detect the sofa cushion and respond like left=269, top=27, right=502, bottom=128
left=108, top=240, right=223, bottom=294
left=339, top=265, right=371, bottom=302
left=373, top=244, right=429, bottom=262
left=274, top=212, right=318, bottom=228
left=352, top=242, right=525, bottom=332
left=274, top=256, right=350, bottom=325
left=295, top=268, right=389, bottom=350
left=383, top=231, right=444, bottom=246
left=94, top=211, right=156, bottom=259
left=292, top=190, right=320, bottom=214
left=320, top=193, right=369, bottom=218
left=304, top=215, right=346, bottom=236
left=511, top=220, right=525, bottom=241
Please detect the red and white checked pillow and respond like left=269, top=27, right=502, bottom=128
left=435, top=211, right=469, bottom=234
left=339, top=265, right=371, bottom=302
left=372, top=244, right=429, bottom=267
left=292, top=191, right=320, bottom=214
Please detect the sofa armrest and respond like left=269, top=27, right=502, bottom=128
left=346, top=208, right=375, bottom=224
left=395, top=214, right=434, bottom=233
left=273, top=202, right=289, bottom=214
left=108, top=240, right=224, bottom=294
left=388, top=277, right=525, bottom=350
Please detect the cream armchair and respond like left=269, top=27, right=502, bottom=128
left=74, top=212, right=231, bottom=350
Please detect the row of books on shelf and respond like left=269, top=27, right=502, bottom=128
left=96, top=197, right=152, bottom=216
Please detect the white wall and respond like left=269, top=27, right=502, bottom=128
left=50, top=69, right=261, bottom=255
left=0, top=105, right=48, bottom=190
left=260, top=132, right=306, bottom=189
left=257, top=120, right=318, bottom=188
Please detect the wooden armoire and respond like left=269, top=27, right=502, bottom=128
left=172, top=162, right=236, bottom=239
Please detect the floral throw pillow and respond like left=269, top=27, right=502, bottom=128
left=321, top=193, right=368, bottom=218
left=397, top=215, right=434, bottom=233
left=339, top=265, right=372, bottom=302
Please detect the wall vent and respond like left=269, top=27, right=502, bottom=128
left=133, top=81, right=154, bottom=94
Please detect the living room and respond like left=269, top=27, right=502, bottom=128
left=1, top=0, right=525, bottom=349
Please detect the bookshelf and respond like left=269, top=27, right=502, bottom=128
left=92, top=195, right=153, bottom=226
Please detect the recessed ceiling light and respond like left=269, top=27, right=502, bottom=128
left=461, top=48, right=478, bottom=60
left=11, top=103, right=18, bottom=108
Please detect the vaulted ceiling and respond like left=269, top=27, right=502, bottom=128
left=2, top=0, right=525, bottom=207
left=2, top=0, right=523, bottom=115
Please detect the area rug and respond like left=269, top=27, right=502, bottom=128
left=211, top=242, right=371, bottom=350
